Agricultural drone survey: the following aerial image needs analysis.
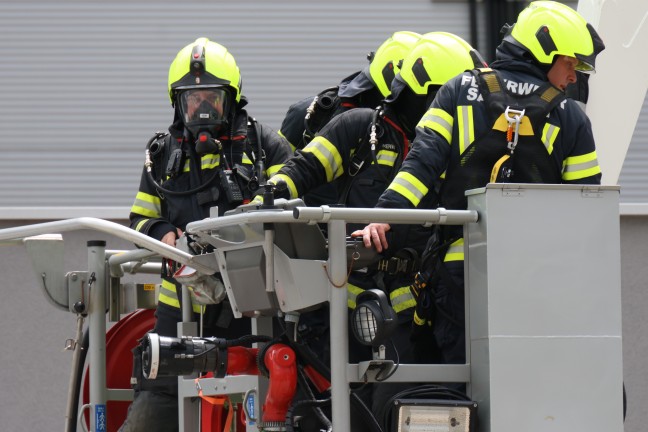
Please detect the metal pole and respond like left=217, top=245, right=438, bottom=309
left=107, top=249, right=158, bottom=277
left=328, top=219, right=350, bottom=431
left=87, top=240, right=107, bottom=432
left=293, top=206, right=478, bottom=225
left=64, top=315, right=85, bottom=432
left=181, top=285, right=193, bottom=325
left=264, top=227, right=274, bottom=294
left=186, top=207, right=478, bottom=233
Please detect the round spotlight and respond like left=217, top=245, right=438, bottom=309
left=351, top=289, right=397, bottom=347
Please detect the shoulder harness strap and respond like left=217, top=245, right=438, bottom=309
left=245, top=116, right=266, bottom=185
left=471, top=68, right=566, bottom=127
left=347, top=107, right=382, bottom=178
left=470, top=68, right=566, bottom=183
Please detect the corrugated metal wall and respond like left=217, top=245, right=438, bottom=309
left=0, top=0, right=474, bottom=218
left=619, top=95, right=648, bottom=205
left=0, top=1, right=644, bottom=219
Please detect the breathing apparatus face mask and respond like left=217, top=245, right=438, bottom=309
left=178, top=87, right=232, bottom=152
left=389, top=79, right=440, bottom=138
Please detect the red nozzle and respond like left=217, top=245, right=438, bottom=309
left=262, top=344, right=297, bottom=423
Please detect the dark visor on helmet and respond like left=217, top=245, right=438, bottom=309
left=575, top=23, right=605, bottom=74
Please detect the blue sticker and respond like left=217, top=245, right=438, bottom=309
left=246, top=394, right=256, bottom=426
left=95, top=404, right=107, bottom=432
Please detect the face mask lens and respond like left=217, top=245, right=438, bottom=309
left=180, top=88, right=229, bottom=124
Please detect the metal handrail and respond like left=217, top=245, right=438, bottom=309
left=0, top=217, right=214, bottom=274
left=0, top=208, right=480, bottom=432
left=186, top=206, right=478, bottom=232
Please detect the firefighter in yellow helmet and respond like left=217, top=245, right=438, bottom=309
left=279, top=31, right=422, bottom=151
left=277, top=31, right=422, bottom=208
left=120, top=38, right=292, bottom=431
left=260, top=32, right=485, bottom=431
left=357, top=1, right=605, bottom=374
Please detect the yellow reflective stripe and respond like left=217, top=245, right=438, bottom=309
left=418, top=108, right=453, bottom=143
left=541, top=123, right=559, bottom=155
left=242, top=154, right=253, bottom=164
left=390, top=286, right=416, bottom=313
left=413, top=310, right=426, bottom=326
left=201, top=154, right=220, bottom=169
left=278, top=130, right=297, bottom=152
left=269, top=174, right=298, bottom=198
left=158, top=279, right=180, bottom=308
left=182, top=158, right=191, bottom=173
left=444, top=238, right=465, bottom=262
left=135, top=219, right=150, bottom=232
left=191, top=301, right=204, bottom=314
left=161, top=279, right=177, bottom=294
left=159, top=279, right=203, bottom=313
left=562, top=151, right=601, bottom=181
left=131, top=192, right=161, bottom=218
left=375, top=150, right=398, bottom=166
left=457, top=105, right=474, bottom=155
left=158, top=292, right=180, bottom=308
left=490, top=155, right=511, bottom=183
left=347, top=283, right=365, bottom=309
left=266, top=163, right=284, bottom=177
left=387, top=171, right=429, bottom=207
left=302, top=137, right=344, bottom=182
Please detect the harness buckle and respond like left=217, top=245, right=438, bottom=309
left=375, top=257, right=417, bottom=275
left=348, top=158, right=365, bottom=177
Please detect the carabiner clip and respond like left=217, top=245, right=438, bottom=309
left=504, top=106, right=525, bottom=153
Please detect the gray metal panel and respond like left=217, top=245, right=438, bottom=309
left=619, top=92, right=648, bottom=203
left=0, top=0, right=473, bottom=217
left=466, top=184, right=623, bottom=432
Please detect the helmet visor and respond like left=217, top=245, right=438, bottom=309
left=179, top=88, right=231, bottom=125
left=574, top=57, right=595, bottom=73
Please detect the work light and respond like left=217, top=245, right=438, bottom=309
left=351, top=289, right=397, bottom=347
left=391, top=399, right=477, bottom=432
